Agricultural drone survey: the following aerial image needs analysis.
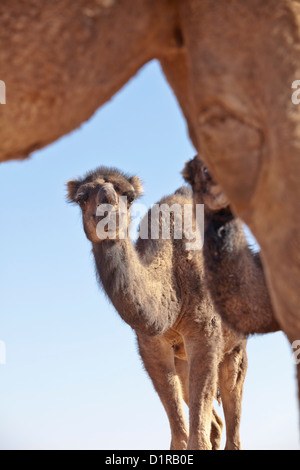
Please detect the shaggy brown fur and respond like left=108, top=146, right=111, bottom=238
left=183, top=156, right=281, bottom=336
left=67, top=166, right=248, bottom=450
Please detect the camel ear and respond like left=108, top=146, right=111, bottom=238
left=182, top=158, right=197, bottom=186
left=128, top=176, right=143, bottom=199
left=67, top=179, right=81, bottom=202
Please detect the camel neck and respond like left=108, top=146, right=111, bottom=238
left=205, top=214, right=248, bottom=261
left=92, top=237, right=179, bottom=336
left=204, top=206, right=235, bottom=231
left=93, top=238, right=137, bottom=295
left=204, top=215, right=280, bottom=335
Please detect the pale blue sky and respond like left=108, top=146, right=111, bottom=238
left=0, top=60, right=298, bottom=450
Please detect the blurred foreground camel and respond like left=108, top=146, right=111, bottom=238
left=1, top=1, right=300, bottom=404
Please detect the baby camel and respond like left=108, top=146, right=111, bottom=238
left=183, top=156, right=280, bottom=336
left=67, top=166, right=247, bottom=450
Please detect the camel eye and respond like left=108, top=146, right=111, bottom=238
left=122, top=190, right=135, bottom=204
left=76, top=192, right=89, bottom=207
left=203, top=167, right=212, bottom=180
left=124, top=191, right=135, bottom=204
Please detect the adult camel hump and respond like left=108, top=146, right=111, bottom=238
left=1, top=0, right=300, bottom=400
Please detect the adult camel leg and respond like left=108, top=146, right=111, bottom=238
left=137, top=335, right=188, bottom=450
left=219, top=344, right=248, bottom=450
left=175, top=0, right=300, bottom=405
left=175, top=356, right=223, bottom=450
left=183, top=331, right=219, bottom=450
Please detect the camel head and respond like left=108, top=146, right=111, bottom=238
left=182, top=155, right=230, bottom=212
left=67, top=167, right=143, bottom=243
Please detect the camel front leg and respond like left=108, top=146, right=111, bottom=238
left=219, top=343, right=248, bottom=450
left=175, top=356, right=223, bottom=450
left=184, top=332, right=219, bottom=450
left=137, top=334, right=188, bottom=450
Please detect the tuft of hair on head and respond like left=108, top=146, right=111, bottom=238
left=91, top=167, right=144, bottom=201
left=66, top=179, right=81, bottom=203
left=66, top=167, right=144, bottom=204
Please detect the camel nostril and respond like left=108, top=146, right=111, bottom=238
left=97, top=185, right=117, bottom=206
left=99, top=195, right=109, bottom=204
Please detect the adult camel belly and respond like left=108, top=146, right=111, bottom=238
left=0, top=0, right=178, bottom=161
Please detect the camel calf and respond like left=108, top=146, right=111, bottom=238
left=183, top=155, right=280, bottom=337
